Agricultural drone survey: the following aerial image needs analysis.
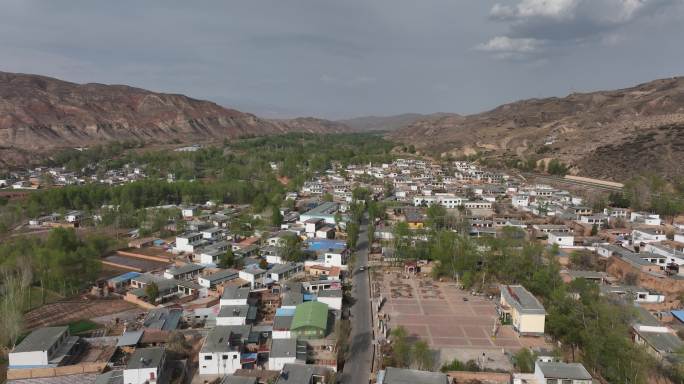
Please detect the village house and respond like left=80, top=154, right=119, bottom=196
left=198, top=269, right=239, bottom=288
left=513, top=361, right=592, bottom=384
left=377, top=367, right=449, bottom=384
left=199, top=325, right=251, bottom=375
left=124, top=347, right=167, bottom=384
left=268, top=338, right=300, bottom=371
left=8, top=326, right=77, bottom=369
left=499, top=285, right=546, bottom=336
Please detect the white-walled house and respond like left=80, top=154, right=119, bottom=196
left=239, top=266, right=267, bottom=289
left=201, top=227, right=224, bottom=241
left=175, top=232, right=203, bottom=253
left=9, top=326, right=76, bottom=368
left=124, top=347, right=166, bottom=384
left=630, top=212, right=662, bottom=226
left=548, top=232, right=574, bottom=247
left=675, top=232, right=684, bottom=243
left=181, top=207, right=197, bottom=218
left=513, top=361, right=592, bottom=384
left=269, top=263, right=304, bottom=282
left=316, top=289, right=343, bottom=310
left=198, top=269, right=238, bottom=288
left=322, top=249, right=350, bottom=268
left=268, top=338, right=298, bottom=371
left=632, top=228, right=667, bottom=245
left=216, top=305, right=253, bottom=326
left=220, top=286, right=250, bottom=307
left=198, top=325, right=250, bottom=375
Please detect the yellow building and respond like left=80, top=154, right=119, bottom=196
left=499, top=284, right=546, bottom=336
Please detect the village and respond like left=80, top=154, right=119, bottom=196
left=3, top=153, right=684, bottom=384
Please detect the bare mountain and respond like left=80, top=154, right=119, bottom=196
left=338, top=113, right=451, bottom=132
left=390, top=77, right=684, bottom=181
left=0, top=71, right=350, bottom=163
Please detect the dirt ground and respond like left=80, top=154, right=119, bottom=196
left=377, top=268, right=549, bottom=368
left=23, top=298, right=137, bottom=330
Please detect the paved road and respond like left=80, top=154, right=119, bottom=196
left=340, top=218, right=372, bottom=384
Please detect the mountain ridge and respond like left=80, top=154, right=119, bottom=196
left=0, top=71, right=351, bottom=162
left=390, top=76, right=684, bottom=181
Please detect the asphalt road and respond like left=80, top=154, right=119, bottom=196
left=340, top=219, right=372, bottom=384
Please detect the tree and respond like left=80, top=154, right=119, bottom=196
left=411, top=340, right=434, bottom=371
left=368, top=223, right=376, bottom=245
left=346, top=222, right=360, bottom=250
left=219, top=248, right=235, bottom=268
left=280, top=233, right=304, bottom=262
left=145, top=282, right=160, bottom=303
left=590, top=223, right=598, bottom=236
left=271, top=205, right=283, bottom=227
left=546, top=158, right=566, bottom=175
left=390, top=326, right=411, bottom=368
left=513, top=348, right=536, bottom=373
left=259, top=259, right=268, bottom=269
left=322, top=193, right=334, bottom=202
left=426, top=204, right=447, bottom=230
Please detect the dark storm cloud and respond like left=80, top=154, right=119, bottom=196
left=0, top=0, right=683, bottom=118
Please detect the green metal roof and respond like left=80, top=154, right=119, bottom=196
left=291, top=301, right=328, bottom=331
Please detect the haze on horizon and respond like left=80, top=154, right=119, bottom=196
left=1, top=0, right=683, bottom=120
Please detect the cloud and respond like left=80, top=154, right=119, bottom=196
left=481, top=0, right=680, bottom=59
left=477, top=36, right=544, bottom=53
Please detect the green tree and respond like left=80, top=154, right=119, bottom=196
left=590, top=223, right=598, bottom=236
left=390, top=326, right=411, bottom=368
left=368, top=223, right=376, bottom=245
left=513, top=348, right=536, bottom=373
left=411, top=340, right=434, bottom=371
left=346, top=222, right=360, bottom=250
left=145, top=282, right=160, bottom=303
left=271, top=205, right=283, bottom=227
left=219, top=248, right=235, bottom=268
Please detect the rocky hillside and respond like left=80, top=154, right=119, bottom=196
left=390, top=77, right=684, bottom=181
left=0, top=71, right=350, bottom=161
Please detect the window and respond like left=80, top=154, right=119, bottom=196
left=546, top=380, right=558, bottom=384
left=562, top=380, right=572, bottom=384
left=222, top=355, right=229, bottom=360
left=204, top=355, right=213, bottom=360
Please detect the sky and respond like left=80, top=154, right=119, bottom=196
left=1, top=0, right=683, bottom=119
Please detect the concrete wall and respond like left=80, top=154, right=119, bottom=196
left=7, top=362, right=106, bottom=380
left=268, top=356, right=296, bottom=371
left=9, top=351, right=48, bottom=368
left=199, top=351, right=241, bottom=375
left=448, top=371, right=511, bottom=384
left=519, top=313, right=545, bottom=335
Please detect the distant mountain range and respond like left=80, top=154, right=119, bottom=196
left=1, top=71, right=683, bottom=181
left=337, top=113, right=451, bottom=132
left=390, top=77, right=684, bottom=181
left=0, top=71, right=350, bottom=166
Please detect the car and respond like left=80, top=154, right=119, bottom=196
left=462, top=297, right=469, bottom=302
left=359, top=266, right=366, bottom=271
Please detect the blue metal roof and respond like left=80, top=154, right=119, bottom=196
left=671, top=310, right=684, bottom=323
left=108, top=271, right=141, bottom=283
left=305, top=239, right=346, bottom=251
left=275, top=307, right=296, bottom=316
